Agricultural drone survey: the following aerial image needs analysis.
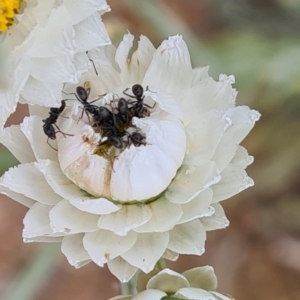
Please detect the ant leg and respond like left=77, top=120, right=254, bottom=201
left=144, top=102, right=157, bottom=109
left=123, top=88, right=136, bottom=99
left=89, top=59, right=98, bottom=75
left=86, top=88, right=91, bottom=99
left=89, top=95, right=105, bottom=104
left=62, top=92, right=81, bottom=103
left=86, top=51, right=98, bottom=75
left=53, top=124, right=74, bottom=137
left=47, top=138, right=58, bottom=151
left=145, top=86, right=156, bottom=93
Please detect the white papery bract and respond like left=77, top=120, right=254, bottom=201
left=0, top=0, right=110, bottom=130
left=108, top=266, right=234, bottom=300
left=0, top=33, right=260, bottom=282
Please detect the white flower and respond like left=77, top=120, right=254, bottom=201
left=0, top=0, right=110, bottom=130
left=0, top=34, right=260, bottom=282
left=109, top=266, right=234, bottom=300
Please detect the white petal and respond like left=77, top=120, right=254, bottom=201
left=21, top=76, right=63, bottom=107
left=20, top=116, right=58, bottom=162
left=0, top=186, right=35, bottom=208
left=178, top=189, right=214, bottom=224
left=115, top=33, right=134, bottom=85
left=230, top=146, right=253, bottom=169
left=147, top=268, right=189, bottom=293
left=107, top=257, right=138, bottom=283
left=111, top=144, right=177, bottom=202
left=34, top=159, right=87, bottom=200
left=111, top=113, right=185, bottom=202
left=191, top=66, right=210, bottom=86
left=175, top=287, right=215, bottom=300
left=57, top=120, right=100, bottom=171
left=98, top=204, right=152, bottom=236
left=133, top=115, right=186, bottom=168
left=61, top=234, right=91, bottom=268
left=50, top=200, right=99, bottom=234
left=210, top=292, right=234, bottom=300
left=183, top=74, right=237, bottom=125
left=136, top=269, right=160, bottom=292
left=200, top=203, right=229, bottom=231
left=211, top=107, right=260, bottom=171
left=182, top=266, right=218, bottom=290
left=143, top=89, right=183, bottom=120
left=108, top=296, right=132, bottom=300
left=132, top=290, right=166, bottom=300
left=0, top=163, right=61, bottom=205
left=134, top=198, right=182, bottom=233
left=0, top=86, right=18, bottom=130
left=0, top=61, right=28, bottom=128
left=162, top=249, right=179, bottom=261
left=28, top=105, right=50, bottom=119
left=87, top=45, right=121, bottom=92
left=212, top=164, right=254, bottom=203
left=69, top=197, right=120, bottom=215
left=83, top=230, right=137, bottom=266
left=185, top=110, right=231, bottom=166
left=168, top=220, right=206, bottom=255
left=28, top=6, right=75, bottom=58
left=73, top=52, right=89, bottom=78
left=64, top=154, right=109, bottom=198
left=73, top=12, right=110, bottom=53
left=130, top=35, right=156, bottom=83
left=225, top=106, right=260, bottom=144
left=23, top=202, right=54, bottom=239
left=143, top=35, right=193, bottom=99
left=165, top=162, right=220, bottom=205
left=24, top=236, right=63, bottom=243
left=121, top=232, right=169, bottom=273
left=25, top=55, right=78, bottom=83
left=0, top=125, right=35, bottom=163
left=63, top=0, right=110, bottom=25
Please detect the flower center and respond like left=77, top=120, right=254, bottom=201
left=0, top=0, right=25, bottom=31
left=56, top=83, right=186, bottom=203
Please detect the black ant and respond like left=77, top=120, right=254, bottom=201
left=128, top=132, right=146, bottom=147
left=42, top=100, right=73, bottom=150
left=116, top=98, right=131, bottom=125
left=123, top=84, right=156, bottom=118
left=63, top=86, right=102, bottom=122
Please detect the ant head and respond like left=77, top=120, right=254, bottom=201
left=76, top=86, right=88, bottom=102
left=132, top=84, right=144, bottom=98
left=108, top=136, right=123, bottom=149
left=118, top=98, right=128, bottom=114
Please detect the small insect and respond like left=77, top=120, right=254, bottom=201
left=116, top=97, right=131, bottom=125
left=123, top=84, right=156, bottom=118
left=93, top=106, right=117, bottom=129
left=128, top=131, right=146, bottom=146
left=42, top=100, right=73, bottom=150
left=63, top=86, right=101, bottom=122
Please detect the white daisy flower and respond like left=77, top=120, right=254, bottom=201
left=0, top=34, right=260, bottom=282
left=0, top=0, right=110, bottom=130
left=109, top=265, right=234, bottom=300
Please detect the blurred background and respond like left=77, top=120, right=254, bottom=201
left=1, top=0, right=300, bottom=299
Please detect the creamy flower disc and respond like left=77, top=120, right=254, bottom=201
left=0, top=33, right=260, bottom=282
left=56, top=88, right=186, bottom=202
